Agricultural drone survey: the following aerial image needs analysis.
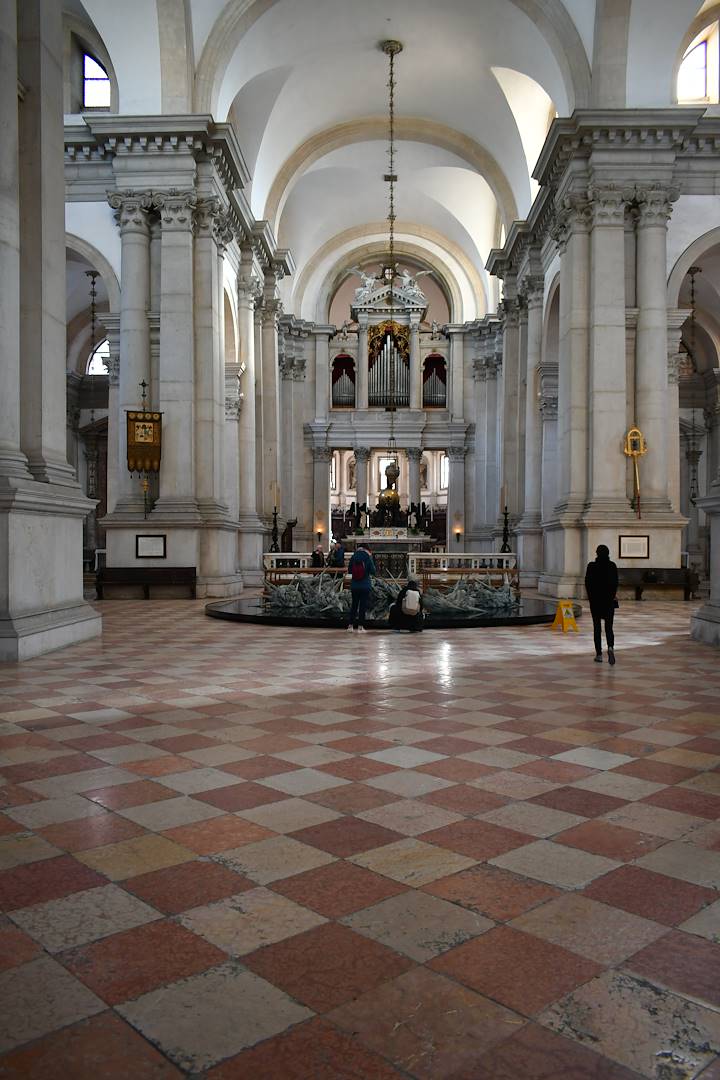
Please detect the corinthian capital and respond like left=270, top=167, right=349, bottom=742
left=518, top=274, right=544, bottom=310
left=446, top=446, right=467, bottom=462
left=636, top=183, right=680, bottom=227
left=406, top=447, right=424, bottom=463
left=153, top=189, right=197, bottom=231
left=106, top=354, right=120, bottom=387
left=312, top=446, right=333, bottom=463
left=552, top=193, right=591, bottom=251
left=107, top=190, right=152, bottom=234
left=261, top=298, right=283, bottom=328
left=353, top=446, right=370, bottom=463
left=588, top=183, right=630, bottom=228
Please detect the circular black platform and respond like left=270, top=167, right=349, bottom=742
left=205, top=595, right=564, bottom=630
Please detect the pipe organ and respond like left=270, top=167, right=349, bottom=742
left=369, top=334, right=409, bottom=407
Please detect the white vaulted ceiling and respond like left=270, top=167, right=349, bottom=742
left=70, top=0, right=711, bottom=322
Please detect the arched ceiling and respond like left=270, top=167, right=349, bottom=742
left=69, top=1, right=715, bottom=325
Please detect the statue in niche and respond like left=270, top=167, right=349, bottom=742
left=384, top=458, right=400, bottom=491
left=347, top=459, right=356, bottom=491
left=431, top=320, right=440, bottom=339
left=420, top=459, right=428, bottom=489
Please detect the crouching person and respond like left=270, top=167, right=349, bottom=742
left=389, top=580, right=424, bottom=632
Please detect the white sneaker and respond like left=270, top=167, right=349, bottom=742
left=346, top=625, right=355, bottom=632
left=357, top=626, right=367, bottom=633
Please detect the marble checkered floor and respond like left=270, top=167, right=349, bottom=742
left=1, top=600, right=719, bottom=1078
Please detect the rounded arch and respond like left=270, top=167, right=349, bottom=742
left=194, top=0, right=590, bottom=117
left=65, top=233, right=121, bottom=313
left=291, top=223, right=484, bottom=323
left=265, top=117, right=518, bottom=234
left=63, top=12, right=119, bottom=113
left=224, top=286, right=238, bottom=365
left=671, top=2, right=720, bottom=103
left=667, top=225, right=720, bottom=306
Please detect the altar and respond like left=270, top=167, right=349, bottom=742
left=344, top=529, right=435, bottom=577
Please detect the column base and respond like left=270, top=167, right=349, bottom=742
left=515, top=521, right=543, bottom=586
left=196, top=574, right=244, bottom=599
left=0, top=476, right=101, bottom=661
left=691, top=603, right=720, bottom=647
left=150, top=497, right=203, bottom=524
left=238, top=515, right=266, bottom=584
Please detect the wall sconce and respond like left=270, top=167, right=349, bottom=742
left=316, top=528, right=323, bottom=546
left=454, top=526, right=462, bottom=544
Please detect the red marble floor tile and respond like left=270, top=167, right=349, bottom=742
left=0, top=813, right=22, bottom=836
left=103, top=716, right=163, bottom=731
left=125, top=755, right=198, bottom=777
left=193, top=781, right=286, bottom=811
left=507, top=736, right=575, bottom=757
left=149, top=734, right=218, bottom=752
left=530, top=786, right=627, bottom=818
left=62, top=733, right=135, bottom=751
left=329, top=736, right=396, bottom=753
left=0, top=733, right=56, bottom=749
left=625, top=929, right=720, bottom=1008
left=429, top=926, right=602, bottom=1016
left=271, top=860, right=408, bottom=918
left=681, top=737, right=720, bottom=754
left=583, top=865, right=716, bottom=925
left=492, top=719, right=560, bottom=734
left=592, top=738, right=659, bottom=757
left=306, top=783, right=398, bottom=814
left=37, top=814, right=146, bottom=852
left=84, top=780, right=177, bottom=810
left=244, top=922, right=413, bottom=1013
left=642, top=787, right=720, bottom=820
left=13, top=716, right=78, bottom=731
left=162, top=814, right=273, bottom=854
left=0, top=783, right=58, bottom=809
left=420, top=820, right=532, bottom=861
left=205, top=1017, right=403, bottom=1079
left=319, top=758, right=398, bottom=782
left=554, top=821, right=665, bottom=862
left=1, top=753, right=102, bottom=784
left=516, top=759, right=595, bottom=783
left=416, top=736, right=488, bottom=756
left=464, top=1021, right=644, bottom=1080
left=123, top=859, right=251, bottom=914
left=0, top=1010, right=183, bottom=1079
left=61, top=918, right=227, bottom=1004
left=0, top=924, right=43, bottom=971
left=416, top=759, right=498, bottom=782
left=238, top=735, right=307, bottom=754
left=0, top=854, right=106, bottom=910
left=612, top=760, right=699, bottom=785
left=292, top=817, right=403, bottom=857
left=219, top=756, right=302, bottom=780
left=421, top=789, right=511, bottom=822
left=424, top=864, right=560, bottom=921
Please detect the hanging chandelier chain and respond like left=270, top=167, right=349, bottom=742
left=85, top=269, right=99, bottom=354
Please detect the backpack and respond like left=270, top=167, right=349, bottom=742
left=351, top=556, right=366, bottom=582
left=402, top=589, right=420, bottom=615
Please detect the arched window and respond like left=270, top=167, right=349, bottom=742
left=331, top=355, right=355, bottom=407
left=82, top=53, right=111, bottom=108
left=87, top=339, right=109, bottom=375
left=423, top=354, right=447, bottom=407
left=678, top=23, right=719, bottom=103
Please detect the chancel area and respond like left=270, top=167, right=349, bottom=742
left=2, top=1, right=720, bottom=1077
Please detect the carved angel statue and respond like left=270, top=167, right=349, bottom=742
left=349, top=266, right=378, bottom=291
left=399, top=267, right=433, bottom=290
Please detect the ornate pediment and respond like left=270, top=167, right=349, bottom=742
left=349, top=266, right=429, bottom=318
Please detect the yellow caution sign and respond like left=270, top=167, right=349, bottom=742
left=551, top=599, right=578, bottom=633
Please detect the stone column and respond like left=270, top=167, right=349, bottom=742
left=0, top=2, right=30, bottom=480
left=354, top=446, right=370, bottom=515
left=312, top=447, right=332, bottom=546
left=107, top=192, right=152, bottom=513
left=666, top=310, right=687, bottom=516
left=194, top=198, right=229, bottom=522
left=224, top=365, right=241, bottom=520
left=409, top=315, right=422, bottom=409
left=446, top=446, right=466, bottom=548
left=253, top=300, right=265, bottom=520
left=690, top=473, right=720, bottom=646
left=472, top=358, right=488, bottom=536
left=635, top=184, right=678, bottom=510
left=280, top=349, right=306, bottom=525
left=103, top=316, right=121, bottom=518
left=539, top=363, right=559, bottom=522
left=152, top=190, right=200, bottom=519
left=587, top=184, right=628, bottom=511
left=485, top=354, right=501, bottom=532
left=407, top=447, right=423, bottom=511
left=17, top=0, right=74, bottom=487
left=315, top=331, right=330, bottom=420
left=449, top=330, right=465, bottom=420
left=237, top=264, right=264, bottom=578
left=260, top=289, right=282, bottom=518
left=499, top=298, right=521, bottom=517
left=555, top=195, right=591, bottom=515
left=357, top=314, right=369, bottom=409
left=516, top=279, right=544, bottom=578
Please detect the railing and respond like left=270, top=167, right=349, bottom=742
left=408, top=552, right=519, bottom=589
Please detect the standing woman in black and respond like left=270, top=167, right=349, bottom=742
left=584, top=544, right=619, bottom=665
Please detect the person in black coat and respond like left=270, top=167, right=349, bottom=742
left=310, top=546, right=325, bottom=568
left=584, top=544, right=618, bottom=665
left=388, top=580, right=424, bottom=632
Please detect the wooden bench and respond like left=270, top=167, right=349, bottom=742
left=617, top=567, right=697, bottom=601
left=96, top=566, right=197, bottom=600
